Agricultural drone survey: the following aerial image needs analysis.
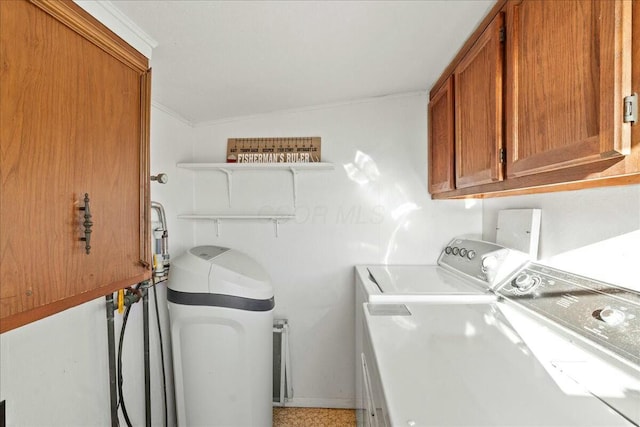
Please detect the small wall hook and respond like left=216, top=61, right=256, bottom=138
left=150, top=173, right=168, bottom=184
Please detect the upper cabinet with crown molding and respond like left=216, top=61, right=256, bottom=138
left=428, top=0, right=639, bottom=199
left=0, top=0, right=152, bottom=332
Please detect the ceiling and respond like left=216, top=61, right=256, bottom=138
left=111, top=0, right=495, bottom=125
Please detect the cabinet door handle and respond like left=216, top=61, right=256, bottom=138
left=79, top=193, right=93, bottom=254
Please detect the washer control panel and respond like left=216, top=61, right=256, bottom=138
left=497, top=263, right=640, bottom=366
left=438, top=238, right=527, bottom=289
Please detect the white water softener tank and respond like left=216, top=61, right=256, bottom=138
left=168, top=246, right=274, bottom=427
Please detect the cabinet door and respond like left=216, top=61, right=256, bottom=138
left=428, top=77, right=455, bottom=193
left=505, top=0, right=632, bottom=178
left=0, top=0, right=150, bottom=331
left=454, top=13, right=505, bottom=189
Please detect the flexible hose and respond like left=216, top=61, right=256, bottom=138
left=117, top=302, right=133, bottom=427
left=116, top=282, right=167, bottom=427
left=153, top=284, right=169, bottom=427
left=117, top=286, right=141, bottom=427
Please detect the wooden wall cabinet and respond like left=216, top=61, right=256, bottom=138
left=454, top=13, right=504, bottom=189
left=505, top=0, right=631, bottom=178
left=0, top=0, right=151, bottom=332
left=428, top=0, right=638, bottom=199
left=428, top=77, right=455, bottom=193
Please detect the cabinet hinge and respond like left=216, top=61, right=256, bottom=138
left=499, top=148, right=506, bottom=163
left=499, top=27, right=506, bottom=43
left=623, top=93, right=637, bottom=124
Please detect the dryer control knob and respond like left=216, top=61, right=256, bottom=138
left=445, top=246, right=452, bottom=255
left=467, top=250, right=476, bottom=260
left=513, top=273, right=540, bottom=292
left=600, top=308, right=625, bottom=326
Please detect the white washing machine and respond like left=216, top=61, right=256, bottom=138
left=355, top=238, right=529, bottom=425
left=357, top=238, right=527, bottom=304
left=168, top=245, right=274, bottom=427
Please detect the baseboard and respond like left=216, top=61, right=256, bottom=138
left=281, top=397, right=355, bottom=409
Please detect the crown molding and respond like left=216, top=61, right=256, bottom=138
left=73, top=0, right=158, bottom=59
left=151, top=101, right=194, bottom=127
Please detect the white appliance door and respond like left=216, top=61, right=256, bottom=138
left=363, top=302, right=635, bottom=427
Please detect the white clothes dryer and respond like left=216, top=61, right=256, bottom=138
left=362, top=300, right=637, bottom=427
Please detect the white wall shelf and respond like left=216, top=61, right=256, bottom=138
left=178, top=213, right=295, bottom=237
left=176, top=162, right=334, bottom=207
left=177, top=161, right=333, bottom=236
left=176, top=162, right=334, bottom=171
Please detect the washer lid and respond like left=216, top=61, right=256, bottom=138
left=367, top=265, right=489, bottom=295
left=358, top=265, right=495, bottom=304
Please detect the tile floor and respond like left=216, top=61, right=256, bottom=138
left=273, top=407, right=356, bottom=427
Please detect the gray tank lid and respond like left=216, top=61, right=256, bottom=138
left=189, top=245, right=229, bottom=261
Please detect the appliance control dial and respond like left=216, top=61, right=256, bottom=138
left=459, top=248, right=468, bottom=257
left=452, top=247, right=460, bottom=256
left=599, top=308, right=626, bottom=326
left=467, top=250, right=476, bottom=260
left=481, top=255, right=498, bottom=272
left=512, top=272, right=541, bottom=292
left=445, top=246, right=452, bottom=255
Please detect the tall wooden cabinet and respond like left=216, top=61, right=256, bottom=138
left=0, top=0, right=151, bottom=332
left=428, top=0, right=638, bottom=198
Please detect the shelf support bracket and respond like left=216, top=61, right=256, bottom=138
left=220, top=169, right=233, bottom=207
left=290, top=167, right=299, bottom=208
left=273, top=219, right=280, bottom=238
left=214, top=219, right=220, bottom=237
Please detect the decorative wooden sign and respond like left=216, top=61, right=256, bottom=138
left=226, top=137, right=321, bottom=163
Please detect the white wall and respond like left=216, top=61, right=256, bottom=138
left=0, top=298, right=112, bottom=426
left=482, top=184, right=640, bottom=292
left=149, top=106, right=196, bottom=260
left=187, top=93, right=482, bottom=407
left=0, top=106, right=194, bottom=427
